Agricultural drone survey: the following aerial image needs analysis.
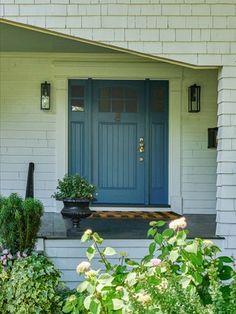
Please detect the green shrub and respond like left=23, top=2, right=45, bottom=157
left=0, top=193, right=43, bottom=253
left=63, top=219, right=236, bottom=314
left=52, top=174, right=96, bottom=201
left=4, top=254, right=62, bottom=314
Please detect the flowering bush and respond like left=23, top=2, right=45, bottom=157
left=63, top=219, right=236, bottom=314
left=0, top=253, right=63, bottom=314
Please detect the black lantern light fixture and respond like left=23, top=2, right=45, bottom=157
left=208, top=127, right=218, bottom=149
left=41, top=81, right=51, bottom=110
left=188, top=84, right=201, bottom=113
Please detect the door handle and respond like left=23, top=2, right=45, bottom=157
left=138, top=137, right=145, bottom=153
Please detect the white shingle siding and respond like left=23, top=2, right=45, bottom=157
left=0, top=57, right=57, bottom=211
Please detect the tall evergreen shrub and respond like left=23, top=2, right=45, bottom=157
left=0, top=193, right=43, bottom=253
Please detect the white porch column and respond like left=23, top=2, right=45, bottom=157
left=216, top=66, right=236, bottom=256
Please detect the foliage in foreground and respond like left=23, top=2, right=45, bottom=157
left=0, top=253, right=63, bottom=314
left=63, top=218, right=236, bottom=314
left=0, top=193, right=43, bottom=253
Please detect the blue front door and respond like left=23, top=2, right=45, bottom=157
left=69, top=80, right=168, bottom=205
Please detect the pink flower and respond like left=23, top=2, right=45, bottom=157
left=2, top=249, right=9, bottom=255
left=16, top=252, right=21, bottom=259
left=151, top=258, right=161, bottom=267
left=1, top=255, right=7, bottom=261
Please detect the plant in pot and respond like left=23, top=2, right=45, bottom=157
left=52, top=174, right=96, bottom=234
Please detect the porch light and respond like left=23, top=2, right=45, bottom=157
left=188, top=84, right=200, bottom=113
left=208, top=127, right=218, bottom=149
left=41, top=81, right=51, bottom=110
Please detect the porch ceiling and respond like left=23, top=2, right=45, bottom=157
left=0, top=22, right=117, bottom=53
left=0, top=18, right=218, bottom=70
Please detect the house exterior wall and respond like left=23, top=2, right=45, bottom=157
left=0, top=0, right=236, bottom=254
left=0, top=53, right=217, bottom=214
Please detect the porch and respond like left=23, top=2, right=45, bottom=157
left=37, top=212, right=222, bottom=288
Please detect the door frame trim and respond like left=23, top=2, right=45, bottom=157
left=54, top=76, right=182, bottom=214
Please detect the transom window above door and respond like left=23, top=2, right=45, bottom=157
left=99, top=86, right=138, bottom=113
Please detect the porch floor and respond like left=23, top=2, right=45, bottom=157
left=38, top=212, right=219, bottom=239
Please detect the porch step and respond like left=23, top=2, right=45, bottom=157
left=37, top=237, right=226, bottom=290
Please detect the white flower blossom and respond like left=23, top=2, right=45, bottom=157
left=84, top=229, right=92, bottom=236
left=76, top=261, right=91, bottom=274
left=169, top=217, right=187, bottom=231
left=135, top=292, right=151, bottom=304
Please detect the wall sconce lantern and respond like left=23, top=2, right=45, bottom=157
left=41, top=81, right=50, bottom=110
left=188, top=84, right=201, bottom=113
left=208, top=127, right=218, bottom=149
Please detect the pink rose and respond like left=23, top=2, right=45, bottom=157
left=151, top=258, right=161, bottom=267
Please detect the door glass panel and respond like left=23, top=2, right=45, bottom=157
left=126, top=99, right=137, bottom=112
left=112, top=99, right=124, bottom=113
left=99, top=98, right=110, bottom=112
left=71, top=99, right=84, bottom=112
left=71, top=85, right=84, bottom=98
left=151, top=87, right=164, bottom=112
left=126, top=88, right=137, bottom=98
left=99, top=86, right=138, bottom=113
left=100, top=87, right=110, bottom=98
left=112, top=87, right=123, bottom=98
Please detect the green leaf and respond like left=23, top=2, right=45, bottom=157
left=177, top=230, right=187, bottom=240
left=191, top=272, right=203, bottom=285
left=147, top=228, right=157, bottom=238
left=113, top=299, right=124, bottom=310
left=188, top=252, right=203, bottom=266
left=92, top=232, right=103, bottom=244
left=81, top=233, right=90, bottom=243
left=84, top=296, right=92, bottom=310
left=218, top=256, right=234, bottom=263
left=98, top=273, right=113, bottom=285
left=62, top=303, right=74, bottom=313
left=77, top=281, right=89, bottom=293
left=149, top=220, right=166, bottom=227
left=154, top=233, right=163, bottom=245
left=180, top=276, right=191, bottom=289
left=169, top=249, right=179, bottom=263
left=219, top=265, right=234, bottom=280
left=87, top=246, right=96, bottom=261
left=103, top=247, right=117, bottom=256
left=162, top=228, right=174, bottom=238
left=149, top=242, right=156, bottom=255
left=90, top=299, right=101, bottom=314
left=184, top=242, right=198, bottom=254
left=125, top=272, right=137, bottom=286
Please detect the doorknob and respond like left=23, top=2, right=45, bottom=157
left=138, top=137, right=145, bottom=153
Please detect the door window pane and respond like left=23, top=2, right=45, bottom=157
left=112, top=87, right=123, bottom=98
left=126, top=88, right=137, bottom=98
left=99, top=86, right=138, bottom=113
left=151, top=87, right=164, bottom=112
left=99, top=98, right=110, bottom=112
left=71, top=99, right=84, bottom=112
left=71, top=85, right=84, bottom=98
left=126, top=99, right=137, bottom=112
left=112, top=99, right=124, bottom=113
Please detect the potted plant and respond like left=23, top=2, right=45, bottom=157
left=52, top=174, right=96, bottom=234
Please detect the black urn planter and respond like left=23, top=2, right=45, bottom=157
left=61, top=199, right=93, bottom=235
